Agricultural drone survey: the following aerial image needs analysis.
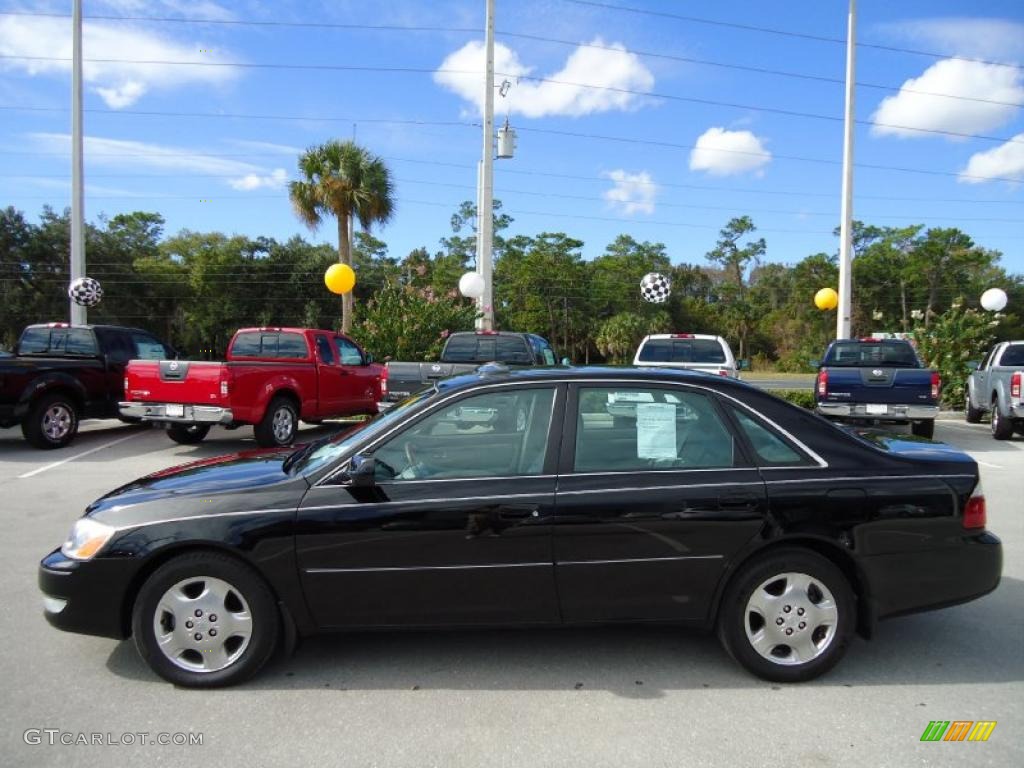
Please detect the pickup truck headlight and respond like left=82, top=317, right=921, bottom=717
left=61, top=518, right=116, bottom=561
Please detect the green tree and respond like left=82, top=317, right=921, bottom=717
left=595, top=311, right=670, bottom=364
left=705, top=216, right=765, bottom=287
left=288, top=140, right=395, bottom=333
left=914, top=299, right=1000, bottom=408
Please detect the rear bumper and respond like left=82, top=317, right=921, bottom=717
left=862, top=532, right=1002, bottom=621
left=817, top=403, right=938, bottom=421
left=38, top=549, right=136, bottom=640
left=119, top=401, right=233, bottom=425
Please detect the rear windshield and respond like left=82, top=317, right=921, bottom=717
left=17, top=327, right=97, bottom=356
left=230, top=331, right=308, bottom=359
left=999, top=344, right=1024, bottom=366
left=824, top=341, right=920, bottom=368
left=443, top=335, right=532, bottom=364
left=638, top=338, right=726, bottom=364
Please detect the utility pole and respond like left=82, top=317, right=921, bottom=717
left=836, top=0, right=856, bottom=340
left=475, top=0, right=496, bottom=331
left=70, top=0, right=86, bottom=325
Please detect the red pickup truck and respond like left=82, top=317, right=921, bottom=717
left=120, top=327, right=384, bottom=447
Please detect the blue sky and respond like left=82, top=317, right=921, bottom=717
left=1, top=0, right=1022, bottom=275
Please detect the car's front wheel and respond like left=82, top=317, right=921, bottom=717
left=965, top=393, right=983, bottom=423
left=131, top=552, right=279, bottom=687
left=992, top=400, right=1014, bottom=440
left=718, top=549, right=855, bottom=683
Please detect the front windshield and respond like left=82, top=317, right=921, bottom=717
left=291, top=389, right=435, bottom=475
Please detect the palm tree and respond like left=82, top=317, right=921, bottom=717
left=288, top=140, right=395, bottom=333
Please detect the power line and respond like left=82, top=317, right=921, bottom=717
left=3, top=55, right=1021, bottom=145
left=4, top=103, right=1022, bottom=183
left=558, top=0, right=1024, bottom=70
left=0, top=10, right=1015, bottom=108
left=499, top=32, right=1024, bottom=109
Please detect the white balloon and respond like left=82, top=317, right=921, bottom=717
left=980, top=288, right=1008, bottom=312
left=458, top=271, right=485, bottom=299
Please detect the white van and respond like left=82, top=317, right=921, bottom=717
left=633, top=334, right=739, bottom=378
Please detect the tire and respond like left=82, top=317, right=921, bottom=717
left=118, top=415, right=144, bottom=425
left=965, top=393, right=983, bottom=424
left=167, top=424, right=211, bottom=445
left=131, top=551, right=280, bottom=688
left=991, top=400, right=1014, bottom=440
left=911, top=419, right=935, bottom=439
left=21, top=392, right=79, bottom=449
left=717, top=548, right=855, bottom=683
left=253, top=396, right=298, bottom=447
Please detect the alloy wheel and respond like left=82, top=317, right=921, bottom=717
left=744, top=571, right=838, bottom=666
left=43, top=404, right=73, bottom=441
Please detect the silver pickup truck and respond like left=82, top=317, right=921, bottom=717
left=966, top=340, right=1024, bottom=439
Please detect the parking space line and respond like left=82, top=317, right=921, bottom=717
left=17, top=433, right=144, bottom=479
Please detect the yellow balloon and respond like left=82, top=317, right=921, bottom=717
left=814, top=287, right=839, bottom=311
left=324, top=263, right=356, bottom=295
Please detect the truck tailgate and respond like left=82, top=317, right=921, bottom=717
left=126, top=360, right=229, bottom=405
left=822, top=367, right=934, bottom=405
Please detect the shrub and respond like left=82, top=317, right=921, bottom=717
left=767, top=388, right=817, bottom=410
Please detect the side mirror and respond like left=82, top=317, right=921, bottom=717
left=966, top=360, right=980, bottom=371
left=560, top=357, right=572, bottom=366
left=345, top=454, right=377, bottom=487
left=737, top=359, right=751, bottom=371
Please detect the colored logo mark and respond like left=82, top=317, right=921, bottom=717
left=920, top=721, right=997, bottom=742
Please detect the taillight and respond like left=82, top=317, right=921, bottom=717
left=963, top=482, right=986, bottom=530
left=123, top=377, right=129, bottom=393
left=718, top=369, right=729, bottom=376
left=380, top=366, right=388, bottom=397
left=930, top=372, right=940, bottom=400
left=1012, top=371, right=1021, bottom=399
left=817, top=370, right=828, bottom=397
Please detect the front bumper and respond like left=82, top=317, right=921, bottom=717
left=119, top=401, right=234, bottom=425
left=817, top=403, right=939, bottom=421
left=862, top=531, right=1002, bottom=621
left=38, top=549, right=137, bottom=639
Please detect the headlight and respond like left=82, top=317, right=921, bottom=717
left=61, top=518, right=116, bottom=561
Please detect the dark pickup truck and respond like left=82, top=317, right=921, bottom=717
left=385, top=331, right=559, bottom=402
left=815, top=337, right=940, bottom=439
left=0, top=323, right=174, bottom=449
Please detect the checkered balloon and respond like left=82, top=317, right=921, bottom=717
left=68, top=276, right=103, bottom=308
left=640, top=272, right=671, bottom=303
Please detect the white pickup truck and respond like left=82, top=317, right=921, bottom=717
left=966, top=340, right=1024, bottom=439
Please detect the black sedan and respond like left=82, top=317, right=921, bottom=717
left=39, top=367, right=1002, bottom=687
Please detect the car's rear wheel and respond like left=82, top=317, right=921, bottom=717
left=991, top=400, right=1014, bottom=440
left=131, top=552, right=279, bottom=687
left=167, top=424, right=210, bottom=445
left=965, top=393, right=983, bottom=424
left=718, top=549, right=855, bottom=683
left=254, top=397, right=298, bottom=447
left=911, top=419, right=935, bottom=439
left=21, top=392, right=79, bottom=449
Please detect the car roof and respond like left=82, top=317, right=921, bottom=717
left=642, top=334, right=723, bottom=341
left=435, top=365, right=756, bottom=393
left=25, top=323, right=152, bottom=334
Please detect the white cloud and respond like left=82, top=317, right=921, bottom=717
left=228, top=168, right=288, bottom=191
left=0, top=15, right=238, bottom=108
left=602, top=170, right=656, bottom=215
left=689, top=127, right=772, bottom=176
left=870, top=59, right=1024, bottom=139
left=878, top=18, right=1024, bottom=60
left=434, top=38, right=654, bottom=118
left=29, top=133, right=284, bottom=192
left=97, top=1, right=235, bottom=22
left=959, top=133, right=1024, bottom=184
left=229, top=140, right=304, bottom=156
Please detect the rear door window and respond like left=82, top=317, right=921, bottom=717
left=65, top=329, right=98, bottom=355
left=316, top=335, right=335, bottom=365
left=277, top=333, right=309, bottom=359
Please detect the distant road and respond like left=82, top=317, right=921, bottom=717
left=742, top=375, right=815, bottom=391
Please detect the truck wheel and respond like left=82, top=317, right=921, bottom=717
left=965, top=394, right=983, bottom=424
left=911, top=420, right=935, bottom=439
left=131, top=551, right=279, bottom=688
left=717, top=549, right=855, bottom=682
left=991, top=401, right=1014, bottom=440
left=21, top=392, right=79, bottom=449
left=254, top=397, right=298, bottom=447
left=167, top=424, right=210, bottom=445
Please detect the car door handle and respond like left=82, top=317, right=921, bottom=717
left=718, top=494, right=759, bottom=511
left=498, top=505, right=540, bottom=520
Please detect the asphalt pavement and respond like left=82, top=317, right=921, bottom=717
left=1, top=418, right=1021, bottom=768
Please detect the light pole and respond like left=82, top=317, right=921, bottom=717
left=475, top=0, right=496, bottom=331
left=836, top=0, right=856, bottom=340
left=70, top=0, right=86, bottom=325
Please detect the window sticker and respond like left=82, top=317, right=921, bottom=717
left=636, top=402, right=677, bottom=459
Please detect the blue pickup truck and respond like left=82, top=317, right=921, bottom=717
left=815, top=338, right=940, bottom=438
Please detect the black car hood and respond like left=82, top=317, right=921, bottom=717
left=86, top=447, right=298, bottom=516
